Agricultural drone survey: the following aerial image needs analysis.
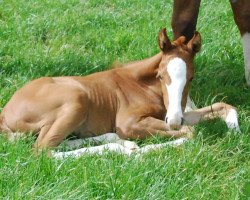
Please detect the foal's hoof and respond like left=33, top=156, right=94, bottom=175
left=122, top=141, right=139, bottom=151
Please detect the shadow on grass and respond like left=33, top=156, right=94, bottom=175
left=193, top=54, right=250, bottom=107
left=194, top=119, right=231, bottom=144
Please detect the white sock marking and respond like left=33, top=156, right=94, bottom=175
left=61, top=133, right=120, bottom=149
left=52, top=137, right=189, bottom=159
left=225, top=109, right=240, bottom=131
left=138, top=138, right=188, bottom=154
left=117, top=140, right=139, bottom=150
left=54, top=133, right=140, bottom=159
left=62, top=139, right=86, bottom=149
left=61, top=133, right=139, bottom=151
left=242, top=33, right=250, bottom=86
left=52, top=143, right=133, bottom=159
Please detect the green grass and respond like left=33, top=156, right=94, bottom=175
left=0, top=0, right=249, bottom=199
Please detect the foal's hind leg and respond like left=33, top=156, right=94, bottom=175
left=34, top=104, right=86, bottom=150
left=183, top=102, right=240, bottom=131
left=62, top=133, right=139, bottom=150
left=53, top=133, right=139, bottom=159
left=117, top=116, right=194, bottom=140
left=52, top=143, right=134, bottom=159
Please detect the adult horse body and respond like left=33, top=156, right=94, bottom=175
left=172, top=0, right=250, bottom=86
left=0, top=29, right=240, bottom=157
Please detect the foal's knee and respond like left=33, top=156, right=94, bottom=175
left=116, top=125, right=133, bottom=139
left=116, top=123, right=145, bottom=140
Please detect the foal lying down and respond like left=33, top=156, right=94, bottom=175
left=0, top=28, right=240, bottom=158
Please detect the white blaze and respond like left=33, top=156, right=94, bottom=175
left=165, top=58, right=187, bottom=126
left=242, top=33, right=250, bottom=86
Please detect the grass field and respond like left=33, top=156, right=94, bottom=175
left=0, top=0, right=250, bottom=199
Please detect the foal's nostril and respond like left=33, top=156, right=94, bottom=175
left=165, top=117, right=168, bottom=123
left=181, top=117, right=184, bottom=125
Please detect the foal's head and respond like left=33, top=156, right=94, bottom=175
left=157, top=28, right=201, bottom=130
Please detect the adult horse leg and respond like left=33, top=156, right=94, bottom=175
left=171, top=0, right=201, bottom=41
left=172, top=0, right=201, bottom=110
left=183, top=102, right=240, bottom=131
left=230, top=0, right=250, bottom=86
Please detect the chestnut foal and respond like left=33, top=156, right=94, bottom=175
left=0, top=29, right=240, bottom=158
left=171, top=0, right=250, bottom=86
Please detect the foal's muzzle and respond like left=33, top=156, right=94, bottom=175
left=165, top=117, right=184, bottom=130
left=165, top=117, right=184, bottom=124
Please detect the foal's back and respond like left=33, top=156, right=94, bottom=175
left=1, top=60, right=164, bottom=138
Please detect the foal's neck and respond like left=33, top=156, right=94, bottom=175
left=125, top=52, right=162, bottom=80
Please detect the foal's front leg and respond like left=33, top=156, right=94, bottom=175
left=183, top=102, right=240, bottom=131
left=117, top=116, right=194, bottom=140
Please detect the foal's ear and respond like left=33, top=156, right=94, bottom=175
left=158, top=28, right=172, bottom=52
left=187, top=31, right=201, bottom=53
